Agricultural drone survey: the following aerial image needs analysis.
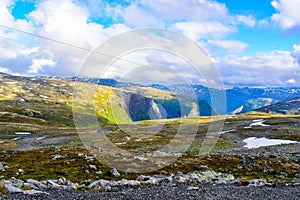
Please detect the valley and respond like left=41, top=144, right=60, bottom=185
left=0, top=73, right=300, bottom=198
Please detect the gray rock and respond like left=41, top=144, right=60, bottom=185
left=137, top=175, right=151, bottom=181
left=295, top=173, right=300, bottom=178
left=280, top=172, right=288, bottom=177
left=187, top=186, right=199, bottom=191
left=22, top=183, right=32, bottom=189
left=118, top=179, right=140, bottom=186
left=10, top=178, right=23, bottom=188
left=111, top=168, right=120, bottom=177
left=88, top=180, right=105, bottom=190
left=147, top=174, right=170, bottom=184
left=172, top=176, right=187, bottom=183
left=124, top=168, right=137, bottom=174
left=84, top=155, right=94, bottom=162
left=23, top=190, right=50, bottom=195
left=58, top=177, right=68, bottom=185
left=89, top=165, right=97, bottom=170
left=49, top=146, right=59, bottom=151
left=26, top=179, right=45, bottom=190
left=186, top=170, right=220, bottom=180
left=0, top=162, right=5, bottom=172
left=249, top=179, right=267, bottom=186
left=5, top=184, right=23, bottom=193
left=51, top=154, right=64, bottom=160
left=242, top=156, right=256, bottom=166
left=17, top=169, right=24, bottom=175
left=47, top=180, right=61, bottom=188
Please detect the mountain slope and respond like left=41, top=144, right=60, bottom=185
left=257, top=97, right=300, bottom=114
left=0, top=73, right=215, bottom=134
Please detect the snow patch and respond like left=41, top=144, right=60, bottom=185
left=243, top=137, right=299, bottom=149
left=245, top=119, right=270, bottom=128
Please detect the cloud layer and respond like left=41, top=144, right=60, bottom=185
left=0, top=0, right=299, bottom=87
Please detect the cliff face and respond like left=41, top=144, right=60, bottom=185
left=114, top=91, right=214, bottom=122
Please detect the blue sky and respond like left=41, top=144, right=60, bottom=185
left=0, top=0, right=300, bottom=87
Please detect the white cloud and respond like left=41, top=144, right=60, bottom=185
left=28, top=58, right=56, bottom=74
left=286, top=78, right=296, bottom=84
left=209, top=40, right=249, bottom=53
left=216, top=50, right=300, bottom=87
left=0, top=0, right=130, bottom=75
left=271, top=0, right=300, bottom=29
left=235, top=15, right=256, bottom=27
left=121, top=0, right=229, bottom=27
left=172, top=21, right=236, bottom=41
left=292, top=44, right=300, bottom=67
left=0, top=66, right=11, bottom=74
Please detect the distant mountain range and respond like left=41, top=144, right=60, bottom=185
left=257, top=97, right=300, bottom=114
left=2, top=73, right=300, bottom=118
left=67, top=76, right=300, bottom=114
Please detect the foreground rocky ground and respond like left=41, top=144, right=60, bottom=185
left=1, top=113, right=299, bottom=199
left=2, top=182, right=300, bottom=200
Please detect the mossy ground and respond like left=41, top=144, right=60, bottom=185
left=0, top=148, right=298, bottom=183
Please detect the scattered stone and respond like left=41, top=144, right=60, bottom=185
left=49, top=146, right=59, bottom=151
left=125, top=168, right=137, bottom=174
left=51, top=154, right=64, bottom=160
left=58, top=177, right=68, bottom=186
left=249, top=179, right=267, bottom=187
left=134, top=156, right=148, bottom=162
left=10, top=178, right=23, bottom=188
left=119, top=179, right=140, bottom=186
left=111, top=168, right=120, bottom=177
left=187, top=186, right=199, bottom=191
left=242, top=156, right=256, bottom=166
left=17, top=169, right=24, bottom=175
left=23, top=190, right=50, bottom=195
left=137, top=175, right=151, bottom=181
left=88, top=180, right=105, bottom=190
left=4, top=184, right=23, bottom=193
left=96, top=171, right=102, bottom=175
left=186, top=170, right=220, bottom=180
left=0, top=163, right=5, bottom=172
left=147, top=174, right=170, bottom=184
left=280, top=172, right=288, bottom=177
left=84, top=155, right=94, bottom=162
left=22, top=183, right=32, bottom=190
left=89, top=165, right=97, bottom=170
left=47, top=180, right=61, bottom=188
left=26, top=179, right=45, bottom=190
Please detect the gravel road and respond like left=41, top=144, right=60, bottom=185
left=2, top=182, right=300, bottom=200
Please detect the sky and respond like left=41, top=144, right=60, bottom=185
left=0, top=0, right=300, bottom=88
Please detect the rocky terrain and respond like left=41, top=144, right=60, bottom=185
left=257, top=97, right=300, bottom=114
left=0, top=73, right=300, bottom=199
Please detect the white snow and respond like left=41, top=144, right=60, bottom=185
left=245, top=119, right=270, bottom=128
left=39, top=95, right=48, bottom=98
left=36, top=136, right=46, bottom=141
left=243, top=137, right=299, bottom=149
left=218, top=130, right=235, bottom=135
left=15, top=132, right=31, bottom=135
left=115, top=141, right=127, bottom=145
